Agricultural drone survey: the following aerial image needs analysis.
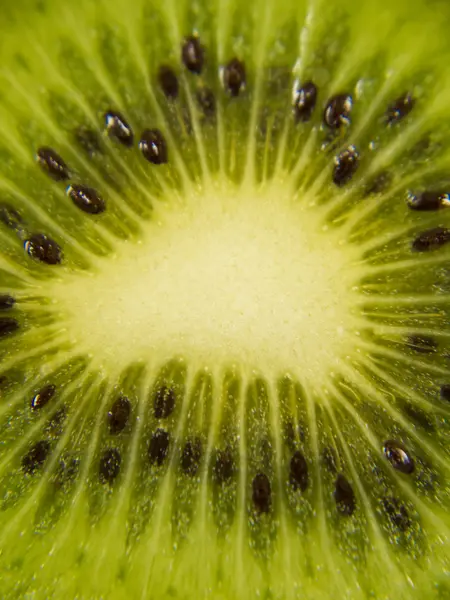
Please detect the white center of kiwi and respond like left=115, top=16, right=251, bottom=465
left=48, top=179, right=363, bottom=382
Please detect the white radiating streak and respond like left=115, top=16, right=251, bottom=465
left=140, top=365, right=196, bottom=600
left=243, top=1, right=275, bottom=184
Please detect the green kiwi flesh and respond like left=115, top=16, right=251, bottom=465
left=0, top=0, right=449, bottom=598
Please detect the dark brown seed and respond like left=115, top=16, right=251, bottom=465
left=0, top=317, right=19, bottom=338
left=22, top=440, right=51, bottom=474
left=181, top=36, right=204, bottom=74
left=0, top=294, right=15, bottom=310
left=0, top=204, right=23, bottom=231
left=139, top=129, right=168, bottom=165
left=31, top=384, right=56, bottom=411
left=252, top=473, right=271, bottom=513
left=323, top=94, right=352, bottom=128
left=99, top=448, right=121, bottom=484
left=383, top=440, right=415, bottom=474
left=440, top=384, right=450, bottom=401
left=181, top=438, right=202, bottom=476
left=24, top=234, right=62, bottom=265
left=407, top=190, right=450, bottom=211
left=36, top=147, right=70, bottom=181
left=148, top=428, right=170, bottom=466
left=363, top=171, right=392, bottom=197
left=75, top=127, right=103, bottom=157
left=406, top=334, right=438, bottom=354
left=334, top=474, right=355, bottom=515
left=412, top=227, right=450, bottom=252
left=293, top=80, right=317, bottom=122
left=105, top=111, right=134, bottom=147
left=158, top=65, right=179, bottom=99
left=213, top=447, right=234, bottom=483
left=386, top=93, right=414, bottom=126
left=222, top=58, right=246, bottom=97
left=108, top=396, right=131, bottom=434
left=66, top=184, right=106, bottom=215
left=154, top=386, right=176, bottom=419
left=289, top=450, right=308, bottom=492
left=196, top=87, right=216, bottom=117
left=333, top=145, right=359, bottom=186
left=382, top=497, right=411, bottom=532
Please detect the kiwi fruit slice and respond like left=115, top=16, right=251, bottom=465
left=0, top=0, right=449, bottom=598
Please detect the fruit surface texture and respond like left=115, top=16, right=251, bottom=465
left=0, top=0, right=449, bottom=598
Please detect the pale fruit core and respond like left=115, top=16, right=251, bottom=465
left=48, top=178, right=363, bottom=384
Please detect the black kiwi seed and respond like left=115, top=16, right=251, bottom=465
left=0, top=317, right=19, bottom=338
left=107, top=395, right=131, bottom=434
left=99, top=448, right=121, bottom=484
left=407, top=190, right=450, bottom=211
left=104, top=111, right=134, bottom=147
left=181, top=35, right=204, bottom=74
left=289, top=450, right=308, bottom=492
left=323, top=94, right=352, bottom=129
left=222, top=58, right=246, bottom=97
left=36, top=147, right=70, bottom=181
left=158, top=65, right=179, bottom=99
left=148, top=428, right=170, bottom=466
left=440, top=384, right=450, bottom=401
left=386, top=92, right=414, bottom=126
left=22, top=440, right=51, bottom=474
left=412, top=226, right=450, bottom=252
left=252, top=473, right=272, bottom=513
left=406, top=334, right=438, bottom=354
left=30, top=383, right=56, bottom=411
left=24, top=233, right=62, bottom=265
left=293, top=80, right=317, bottom=123
left=0, top=294, right=15, bottom=310
left=139, top=129, right=168, bottom=165
left=154, top=385, right=176, bottom=419
left=181, top=438, right=202, bottom=476
left=66, top=184, right=106, bottom=215
left=0, top=204, right=24, bottom=231
left=382, top=497, right=411, bottom=532
left=333, top=145, right=360, bottom=186
left=74, top=127, right=103, bottom=157
left=213, top=447, right=235, bottom=483
left=383, top=440, right=415, bottom=474
left=196, top=87, right=216, bottom=117
left=334, top=474, right=356, bottom=515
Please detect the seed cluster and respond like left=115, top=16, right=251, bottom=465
left=0, top=33, right=448, bottom=556
left=16, top=32, right=447, bottom=282
left=17, top=378, right=431, bottom=527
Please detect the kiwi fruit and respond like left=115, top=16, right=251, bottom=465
left=0, top=0, right=449, bottom=598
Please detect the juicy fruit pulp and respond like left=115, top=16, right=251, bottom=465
left=0, top=0, right=449, bottom=599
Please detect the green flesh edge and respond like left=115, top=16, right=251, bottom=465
left=0, top=0, right=449, bottom=598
